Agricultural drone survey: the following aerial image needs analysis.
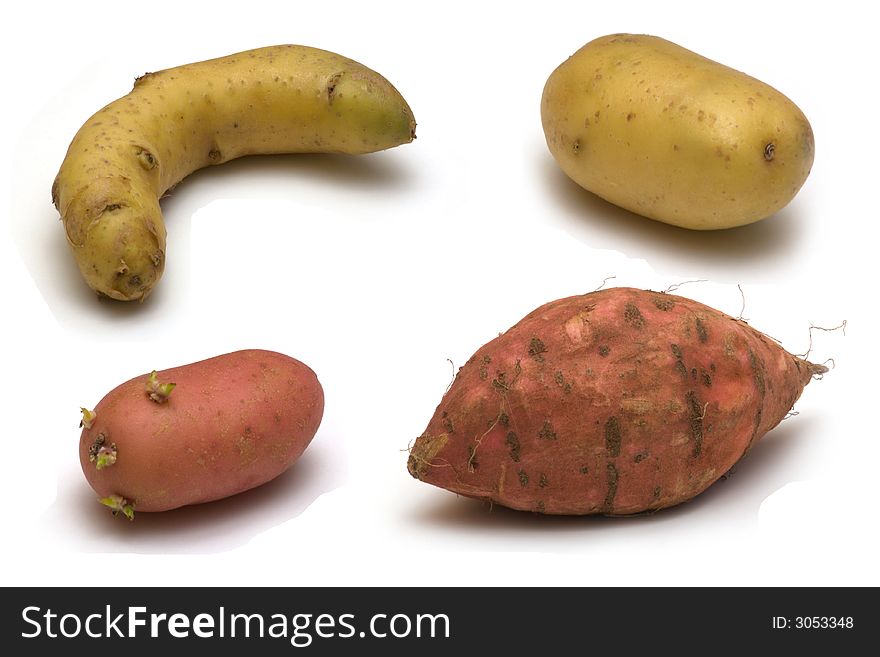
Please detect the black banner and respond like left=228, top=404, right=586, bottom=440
left=1, top=587, right=871, bottom=654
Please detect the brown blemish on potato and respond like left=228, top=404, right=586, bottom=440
left=326, top=72, right=344, bottom=103
left=745, top=348, right=769, bottom=450
left=528, top=337, right=547, bottom=361
left=686, top=390, right=705, bottom=457
left=624, top=303, right=645, bottom=329
left=598, top=345, right=610, bottom=357
left=538, top=420, right=557, bottom=441
left=603, top=463, right=619, bottom=511
left=539, top=473, right=549, bottom=488
left=748, top=348, right=766, bottom=395
left=491, top=374, right=509, bottom=391
left=701, top=369, right=712, bottom=387
left=478, top=355, right=491, bottom=380
left=505, top=431, right=521, bottom=462
left=518, top=469, right=529, bottom=487
left=554, top=371, right=572, bottom=393
left=722, top=332, right=737, bottom=357
left=671, top=344, right=687, bottom=378
left=695, top=317, right=709, bottom=343
left=491, top=360, right=522, bottom=392
left=135, top=147, right=158, bottom=170
left=764, top=143, right=775, bottom=161
left=652, top=296, right=676, bottom=311
left=604, top=416, right=622, bottom=456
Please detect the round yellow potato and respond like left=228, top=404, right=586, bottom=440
left=541, top=34, right=814, bottom=230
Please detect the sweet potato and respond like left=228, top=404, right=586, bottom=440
left=408, top=287, right=825, bottom=515
left=79, top=349, right=324, bottom=518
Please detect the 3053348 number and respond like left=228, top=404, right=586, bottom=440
left=794, top=616, right=854, bottom=629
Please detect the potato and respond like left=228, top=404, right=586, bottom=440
left=79, top=349, right=324, bottom=517
left=408, top=288, right=825, bottom=515
left=53, top=45, right=416, bottom=301
left=541, top=34, right=814, bottom=229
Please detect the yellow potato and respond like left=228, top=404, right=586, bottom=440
left=541, top=34, right=814, bottom=230
left=53, top=45, right=416, bottom=300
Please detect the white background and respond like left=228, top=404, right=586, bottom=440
left=1, top=0, right=875, bottom=586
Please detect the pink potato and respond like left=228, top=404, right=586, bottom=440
left=79, top=349, right=324, bottom=518
left=408, top=287, right=826, bottom=515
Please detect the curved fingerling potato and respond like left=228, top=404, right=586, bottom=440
left=541, top=34, right=814, bottom=229
left=79, top=349, right=324, bottom=516
left=53, top=45, right=416, bottom=301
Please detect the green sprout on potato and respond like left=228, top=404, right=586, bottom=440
left=79, top=407, right=96, bottom=429
left=99, top=495, right=135, bottom=521
left=87, top=433, right=117, bottom=470
left=95, top=446, right=117, bottom=470
left=146, top=370, right=176, bottom=403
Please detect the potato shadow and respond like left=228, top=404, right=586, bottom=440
left=536, top=155, right=806, bottom=277
left=407, top=418, right=811, bottom=544
left=164, top=151, right=417, bottom=203
left=47, top=440, right=345, bottom=555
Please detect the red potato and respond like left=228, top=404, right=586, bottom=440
left=407, top=287, right=826, bottom=515
left=79, top=349, right=324, bottom=518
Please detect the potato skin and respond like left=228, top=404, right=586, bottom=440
left=541, top=34, right=814, bottom=229
left=53, top=45, right=416, bottom=301
left=408, top=288, right=823, bottom=515
left=79, top=350, right=324, bottom=513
